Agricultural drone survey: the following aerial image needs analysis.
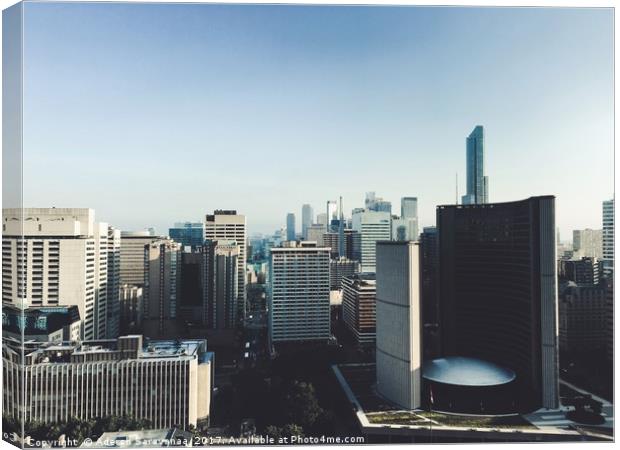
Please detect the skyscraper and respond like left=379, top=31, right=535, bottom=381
left=2, top=208, right=109, bottom=340
left=204, top=240, right=239, bottom=329
left=301, top=204, right=314, bottom=239
left=106, top=226, right=122, bottom=339
left=120, top=230, right=160, bottom=286
left=169, top=222, right=206, bottom=249
left=286, top=213, right=296, bottom=241
left=342, top=273, right=377, bottom=349
left=602, top=199, right=614, bottom=276
left=375, top=241, right=422, bottom=410
left=142, top=239, right=182, bottom=338
left=365, top=192, right=392, bottom=214
left=572, top=228, right=603, bottom=259
left=401, top=197, right=418, bottom=220
left=326, top=200, right=338, bottom=231
left=306, top=224, right=326, bottom=246
left=351, top=210, right=392, bottom=272
left=461, top=125, right=488, bottom=205
left=268, top=241, right=330, bottom=344
left=205, top=210, right=247, bottom=322
left=437, top=196, right=559, bottom=409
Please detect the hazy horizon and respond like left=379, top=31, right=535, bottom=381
left=14, top=3, right=613, bottom=236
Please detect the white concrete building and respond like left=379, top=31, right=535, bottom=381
left=602, top=199, right=614, bottom=275
left=204, top=210, right=247, bottom=322
left=375, top=241, right=422, bottom=410
left=572, top=228, right=603, bottom=259
left=306, top=224, right=326, bottom=246
left=351, top=210, right=392, bottom=272
left=2, top=208, right=112, bottom=340
left=269, top=241, right=330, bottom=344
left=2, top=335, right=213, bottom=429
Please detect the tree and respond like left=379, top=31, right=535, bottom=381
left=282, top=381, right=323, bottom=428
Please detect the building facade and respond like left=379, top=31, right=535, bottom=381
left=461, top=125, right=488, bottom=205
left=301, top=204, right=314, bottom=239
left=437, top=196, right=559, bottom=410
left=142, top=239, right=182, bottom=338
left=268, top=242, right=330, bottom=344
left=602, top=199, right=614, bottom=276
left=204, top=211, right=247, bottom=322
left=2, top=335, right=213, bottom=429
left=106, top=227, right=121, bottom=339
left=120, top=231, right=160, bottom=286
left=351, top=210, right=391, bottom=272
left=169, top=222, right=206, bottom=249
left=204, top=240, right=239, bottom=329
left=342, top=273, right=376, bottom=349
left=375, top=241, right=422, bottom=410
left=329, top=257, right=360, bottom=291
left=559, top=280, right=610, bottom=356
left=572, top=228, right=603, bottom=259
left=2, top=208, right=110, bottom=340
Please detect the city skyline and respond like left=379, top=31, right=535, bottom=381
left=13, top=4, right=612, bottom=236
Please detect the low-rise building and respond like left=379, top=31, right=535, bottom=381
left=2, top=335, right=214, bottom=430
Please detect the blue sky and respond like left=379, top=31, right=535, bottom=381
left=20, top=3, right=613, bottom=236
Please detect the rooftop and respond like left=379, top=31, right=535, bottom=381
left=423, top=356, right=517, bottom=387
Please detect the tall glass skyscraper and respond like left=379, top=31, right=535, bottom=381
left=461, top=125, right=488, bottom=205
left=286, top=213, right=296, bottom=241
left=301, top=204, right=314, bottom=239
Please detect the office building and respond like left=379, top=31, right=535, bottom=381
left=2, top=304, right=81, bottom=342
left=286, top=213, right=296, bottom=241
left=401, top=197, right=418, bottom=220
left=602, top=199, right=614, bottom=275
left=323, top=232, right=339, bottom=258
left=301, top=204, right=314, bottom=239
left=375, top=241, right=422, bottom=410
left=419, top=226, right=439, bottom=325
left=391, top=217, right=418, bottom=242
left=143, top=239, right=182, bottom=338
left=572, top=229, right=603, bottom=259
left=351, top=210, right=391, bottom=272
left=437, top=196, right=559, bottom=410
left=306, top=224, right=325, bottom=246
left=269, top=242, right=330, bottom=344
left=119, top=284, right=143, bottom=335
left=120, top=231, right=160, bottom=286
left=204, top=240, right=239, bottom=329
left=326, top=201, right=338, bottom=231
left=2, top=208, right=110, bottom=340
left=461, top=125, right=488, bottom=205
left=329, top=257, right=360, bottom=291
left=559, top=280, right=610, bottom=356
left=560, top=257, right=600, bottom=286
left=316, top=213, right=328, bottom=229
left=2, top=335, right=213, bottom=429
left=169, top=222, right=206, bottom=249
left=106, top=226, right=122, bottom=339
left=204, top=210, right=247, bottom=322
left=177, top=250, right=204, bottom=323
left=365, top=192, right=392, bottom=214
left=342, top=273, right=376, bottom=349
